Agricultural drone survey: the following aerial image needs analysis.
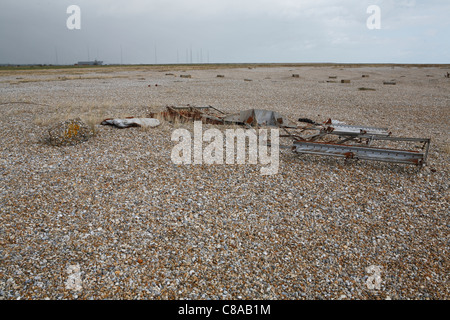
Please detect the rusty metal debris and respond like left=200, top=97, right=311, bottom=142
left=149, top=105, right=226, bottom=125
left=148, top=106, right=297, bottom=128
left=292, top=140, right=429, bottom=165
left=223, top=109, right=297, bottom=128
left=284, top=118, right=430, bottom=166
left=148, top=105, right=430, bottom=166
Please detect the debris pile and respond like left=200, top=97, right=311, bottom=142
left=46, top=118, right=93, bottom=146
left=148, top=105, right=297, bottom=128
left=285, top=118, right=430, bottom=166
left=222, top=109, right=297, bottom=128
left=148, top=105, right=226, bottom=125
left=110, top=104, right=431, bottom=167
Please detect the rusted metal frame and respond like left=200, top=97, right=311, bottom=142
left=308, top=131, right=329, bottom=142
left=292, top=140, right=428, bottom=166
left=320, top=125, right=389, bottom=147
left=278, top=125, right=326, bottom=142
left=277, top=119, right=317, bottom=138
left=325, top=123, right=390, bottom=136
left=360, top=135, right=430, bottom=149
left=291, top=125, right=332, bottom=141
left=273, top=124, right=304, bottom=150
left=189, top=105, right=225, bottom=124
left=337, top=136, right=361, bottom=144
left=184, top=105, right=225, bottom=114
left=324, top=124, right=390, bottom=143
left=206, top=105, right=226, bottom=114
left=296, top=124, right=321, bottom=132
left=278, top=121, right=331, bottom=146
left=166, top=106, right=193, bottom=121
left=279, top=133, right=305, bottom=141
left=278, top=126, right=300, bottom=140
left=189, top=105, right=212, bottom=114
left=356, top=136, right=430, bottom=144
left=220, top=119, right=253, bottom=128
left=166, top=105, right=220, bottom=124
left=168, top=106, right=203, bottom=119
left=363, top=136, right=431, bottom=164
left=166, top=106, right=192, bottom=114
left=203, top=115, right=226, bottom=124
left=335, top=134, right=376, bottom=144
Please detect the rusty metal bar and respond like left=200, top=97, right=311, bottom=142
left=292, top=140, right=428, bottom=166
left=206, top=105, right=227, bottom=114
left=325, top=123, right=391, bottom=137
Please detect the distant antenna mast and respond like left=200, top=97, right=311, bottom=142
left=155, top=44, right=157, bottom=64
left=55, top=47, right=59, bottom=65
left=120, top=45, right=123, bottom=64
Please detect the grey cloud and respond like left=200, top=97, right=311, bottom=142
left=0, top=0, right=448, bottom=64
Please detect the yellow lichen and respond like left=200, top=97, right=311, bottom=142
left=64, top=122, right=80, bottom=139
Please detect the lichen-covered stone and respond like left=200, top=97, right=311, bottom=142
left=46, top=118, right=93, bottom=146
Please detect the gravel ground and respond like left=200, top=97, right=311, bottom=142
left=0, top=65, right=449, bottom=300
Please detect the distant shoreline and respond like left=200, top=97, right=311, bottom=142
left=1, top=62, right=450, bottom=73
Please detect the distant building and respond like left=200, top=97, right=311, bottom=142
left=76, top=60, right=103, bottom=66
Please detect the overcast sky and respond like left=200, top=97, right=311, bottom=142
left=0, top=0, right=449, bottom=64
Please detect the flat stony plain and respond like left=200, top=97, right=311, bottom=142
left=0, top=64, right=448, bottom=300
